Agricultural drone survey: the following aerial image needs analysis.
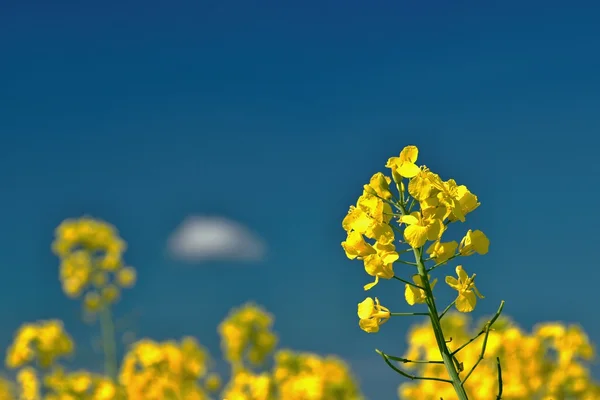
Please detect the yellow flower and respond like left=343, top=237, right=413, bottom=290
left=445, top=266, right=484, bottom=312
left=6, top=321, right=73, bottom=370
left=405, top=275, right=437, bottom=305
left=204, top=373, right=221, bottom=392
left=426, top=240, right=458, bottom=264
left=459, top=229, right=490, bottom=256
left=386, top=145, right=421, bottom=178
left=341, top=231, right=376, bottom=260
left=101, top=284, right=120, bottom=304
left=408, top=168, right=438, bottom=202
left=400, top=212, right=443, bottom=248
left=448, top=185, right=480, bottom=221
left=83, top=291, right=102, bottom=312
left=364, top=172, right=393, bottom=200
left=357, top=297, right=390, bottom=333
left=362, top=242, right=398, bottom=290
left=116, top=266, right=137, bottom=288
left=17, top=367, right=40, bottom=400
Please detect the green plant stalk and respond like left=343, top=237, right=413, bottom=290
left=413, top=246, right=469, bottom=400
left=99, top=304, right=118, bottom=381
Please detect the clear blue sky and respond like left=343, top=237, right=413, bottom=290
left=1, top=0, right=599, bottom=398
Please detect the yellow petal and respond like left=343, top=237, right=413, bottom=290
left=404, top=284, right=419, bottom=306
left=364, top=276, right=379, bottom=291
left=430, top=277, right=438, bottom=290
left=359, top=319, right=380, bottom=333
left=399, top=146, right=419, bottom=163
left=357, top=298, right=375, bottom=319
left=445, top=276, right=460, bottom=290
left=456, top=266, right=468, bottom=282
left=473, top=285, right=485, bottom=299
left=400, top=215, right=419, bottom=225
left=456, top=292, right=477, bottom=313
left=426, top=219, right=444, bottom=241
left=404, top=225, right=428, bottom=248
left=398, top=162, right=421, bottom=178
left=385, top=156, right=399, bottom=169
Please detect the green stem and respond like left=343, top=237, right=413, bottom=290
left=390, top=312, right=430, bottom=317
left=413, top=246, right=470, bottom=400
left=99, top=305, right=118, bottom=381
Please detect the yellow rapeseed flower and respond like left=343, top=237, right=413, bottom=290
left=445, top=266, right=484, bottom=312
left=357, top=297, right=390, bottom=333
left=386, top=145, right=421, bottom=178
left=459, top=229, right=490, bottom=256
left=400, top=211, right=443, bottom=248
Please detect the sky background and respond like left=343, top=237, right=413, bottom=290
left=1, top=0, right=600, bottom=398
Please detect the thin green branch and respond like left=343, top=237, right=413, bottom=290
left=496, top=357, right=503, bottom=399
left=395, top=259, right=418, bottom=267
left=452, top=300, right=504, bottom=357
left=390, top=223, right=404, bottom=235
left=406, top=197, right=416, bottom=213
left=390, top=312, right=430, bottom=317
left=376, top=349, right=452, bottom=383
left=393, top=275, right=424, bottom=289
left=439, top=300, right=456, bottom=320
left=99, top=305, right=118, bottom=381
left=427, top=254, right=460, bottom=273
left=383, top=353, right=444, bottom=364
left=461, top=301, right=505, bottom=385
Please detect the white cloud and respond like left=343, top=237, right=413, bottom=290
left=167, top=215, right=266, bottom=263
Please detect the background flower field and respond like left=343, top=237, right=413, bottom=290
left=2, top=1, right=600, bottom=399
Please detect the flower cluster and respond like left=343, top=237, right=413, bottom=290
left=399, top=313, right=600, bottom=399
left=342, top=145, right=497, bottom=399
left=5, top=320, right=74, bottom=369
left=221, top=370, right=274, bottom=400
left=218, top=304, right=364, bottom=400
left=272, top=350, right=363, bottom=400
left=218, top=303, right=278, bottom=370
left=44, top=368, right=122, bottom=400
left=52, top=217, right=137, bottom=312
left=119, top=337, right=218, bottom=400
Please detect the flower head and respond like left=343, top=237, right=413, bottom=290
left=459, top=230, right=490, bottom=256
left=386, top=145, right=421, bottom=178
left=445, top=266, right=484, bottom=312
left=357, top=297, right=390, bottom=333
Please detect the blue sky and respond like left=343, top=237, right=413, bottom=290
left=1, top=0, right=600, bottom=398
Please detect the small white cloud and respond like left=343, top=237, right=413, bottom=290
left=167, top=215, right=266, bottom=263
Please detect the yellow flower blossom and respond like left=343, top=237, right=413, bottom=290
left=400, top=211, right=443, bottom=248
left=116, top=266, right=137, bottom=288
left=362, top=242, right=398, bottom=290
left=342, top=193, right=395, bottom=244
left=17, top=367, right=40, bottom=400
left=408, top=168, right=438, bottom=202
left=459, top=229, right=490, bottom=256
left=6, top=320, right=73, bottom=369
left=357, top=297, right=390, bottom=333
left=341, top=231, right=376, bottom=260
left=364, top=172, right=393, bottom=200
left=386, top=145, right=421, bottom=178
left=445, top=266, right=484, bottom=312
left=426, top=240, right=458, bottom=265
left=448, top=185, right=480, bottom=221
